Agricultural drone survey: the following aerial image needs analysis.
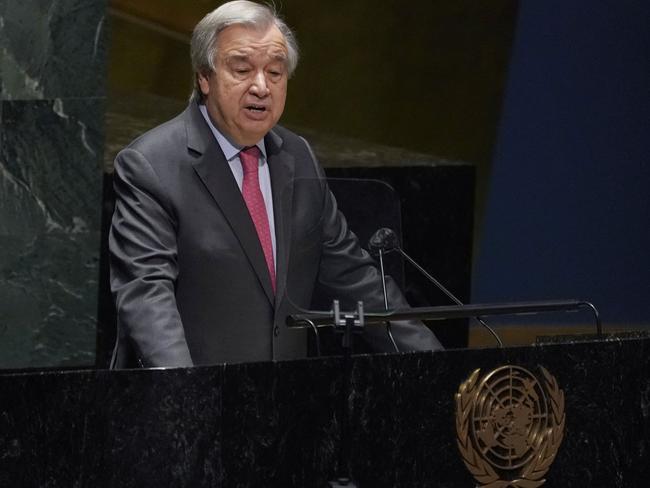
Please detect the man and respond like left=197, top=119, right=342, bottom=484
left=109, top=0, right=442, bottom=368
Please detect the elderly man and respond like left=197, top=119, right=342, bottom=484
left=109, top=0, right=442, bottom=368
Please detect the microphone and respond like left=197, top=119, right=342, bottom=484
left=367, top=227, right=399, bottom=253
left=367, top=228, right=503, bottom=348
left=367, top=228, right=400, bottom=352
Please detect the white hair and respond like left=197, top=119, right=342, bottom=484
left=189, top=0, right=299, bottom=102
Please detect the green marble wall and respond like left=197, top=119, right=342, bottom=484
left=0, top=0, right=107, bottom=368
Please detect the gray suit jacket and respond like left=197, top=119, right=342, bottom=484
left=109, top=103, right=442, bottom=368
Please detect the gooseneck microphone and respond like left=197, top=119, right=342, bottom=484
left=368, top=228, right=504, bottom=348
left=370, top=228, right=400, bottom=353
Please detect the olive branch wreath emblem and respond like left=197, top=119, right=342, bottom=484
left=455, top=366, right=565, bottom=488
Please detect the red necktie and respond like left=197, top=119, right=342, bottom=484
left=239, top=146, right=275, bottom=292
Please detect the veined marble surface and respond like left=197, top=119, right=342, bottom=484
left=0, top=0, right=107, bottom=100
left=0, top=0, right=106, bottom=368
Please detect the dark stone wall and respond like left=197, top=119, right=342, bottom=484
left=0, top=0, right=107, bottom=368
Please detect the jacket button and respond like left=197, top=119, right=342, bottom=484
left=273, top=326, right=280, bottom=337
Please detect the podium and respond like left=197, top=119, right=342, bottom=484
left=0, top=336, right=648, bottom=487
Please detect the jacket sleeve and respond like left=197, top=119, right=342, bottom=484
left=302, top=139, right=444, bottom=353
left=109, top=148, right=193, bottom=367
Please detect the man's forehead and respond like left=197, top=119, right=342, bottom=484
left=217, top=24, right=288, bottom=58
left=225, top=51, right=287, bottom=64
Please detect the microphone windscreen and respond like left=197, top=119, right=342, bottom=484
left=368, top=228, right=398, bottom=252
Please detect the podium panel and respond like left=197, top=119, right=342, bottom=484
left=0, top=337, right=648, bottom=487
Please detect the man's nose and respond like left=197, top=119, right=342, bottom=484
left=250, top=71, right=270, bottom=97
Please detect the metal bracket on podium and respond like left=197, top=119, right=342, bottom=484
left=333, top=299, right=365, bottom=330
left=332, top=300, right=365, bottom=349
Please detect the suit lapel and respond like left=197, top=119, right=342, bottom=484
left=186, top=104, right=275, bottom=304
left=266, top=129, right=294, bottom=308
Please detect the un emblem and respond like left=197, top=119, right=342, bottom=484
left=455, top=366, right=565, bottom=487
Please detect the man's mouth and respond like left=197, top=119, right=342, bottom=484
left=245, top=104, right=267, bottom=113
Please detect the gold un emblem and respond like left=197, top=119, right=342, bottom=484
left=455, top=366, right=565, bottom=488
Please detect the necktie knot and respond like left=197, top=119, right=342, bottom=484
left=240, top=146, right=261, bottom=175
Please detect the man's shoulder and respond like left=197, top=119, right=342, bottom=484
left=270, top=124, right=299, bottom=141
left=270, top=124, right=314, bottom=157
left=125, top=107, right=190, bottom=157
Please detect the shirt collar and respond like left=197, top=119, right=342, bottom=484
left=199, top=104, right=267, bottom=162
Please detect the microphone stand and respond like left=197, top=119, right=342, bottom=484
left=377, top=248, right=400, bottom=352
left=392, top=246, right=504, bottom=347
left=367, top=227, right=503, bottom=347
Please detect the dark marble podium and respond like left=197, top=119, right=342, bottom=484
left=0, top=336, right=648, bottom=487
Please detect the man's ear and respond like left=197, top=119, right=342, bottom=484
left=197, top=71, right=211, bottom=96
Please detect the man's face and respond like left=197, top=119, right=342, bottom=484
left=198, top=24, right=289, bottom=146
